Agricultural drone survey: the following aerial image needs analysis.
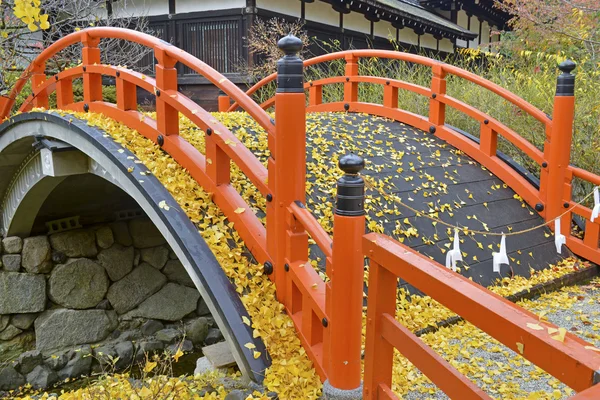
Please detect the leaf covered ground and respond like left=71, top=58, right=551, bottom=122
left=13, top=109, right=597, bottom=400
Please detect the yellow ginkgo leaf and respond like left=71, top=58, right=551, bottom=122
left=143, top=361, right=157, bottom=373
left=234, top=207, right=245, bottom=214
left=516, top=342, right=524, bottom=354
left=253, top=351, right=261, bottom=359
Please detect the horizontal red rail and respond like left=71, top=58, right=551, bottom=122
left=363, top=232, right=600, bottom=394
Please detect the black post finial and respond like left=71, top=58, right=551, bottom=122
left=276, top=34, right=304, bottom=93
left=335, top=154, right=365, bottom=216
left=556, top=60, right=576, bottom=97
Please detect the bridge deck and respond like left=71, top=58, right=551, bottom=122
left=216, top=111, right=568, bottom=291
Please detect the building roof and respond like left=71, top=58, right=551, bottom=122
left=372, top=0, right=477, bottom=40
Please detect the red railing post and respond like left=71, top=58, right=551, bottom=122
left=269, top=34, right=306, bottom=304
left=155, top=46, right=179, bottom=136
left=323, top=154, right=365, bottom=397
left=344, top=54, right=359, bottom=104
left=546, top=61, right=576, bottom=227
left=81, top=32, right=102, bottom=105
left=217, top=89, right=231, bottom=112
left=363, top=259, right=398, bottom=399
left=429, top=63, right=446, bottom=129
left=30, top=62, right=48, bottom=109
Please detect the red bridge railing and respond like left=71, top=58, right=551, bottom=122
left=3, top=28, right=600, bottom=398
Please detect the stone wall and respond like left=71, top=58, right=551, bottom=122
left=0, top=218, right=221, bottom=391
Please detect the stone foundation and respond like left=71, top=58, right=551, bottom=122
left=0, top=218, right=221, bottom=391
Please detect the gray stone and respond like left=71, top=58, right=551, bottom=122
left=97, top=244, right=135, bottom=281
left=141, top=320, right=164, bottom=336
left=93, top=343, right=117, bottom=367
left=163, top=260, right=195, bottom=287
left=17, top=350, right=43, bottom=374
left=140, top=246, right=169, bottom=269
left=44, top=351, right=69, bottom=370
left=155, top=328, right=181, bottom=344
left=204, top=328, right=224, bottom=345
left=49, top=230, right=98, bottom=258
left=118, top=330, right=140, bottom=342
left=128, top=218, right=166, bottom=249
left=95, top=226, right=114, bottom=249
left=2, top=254, right=21, bottom=272
left=194, top=356, right=216, bottom=375
left=197, top=298, right=211, bottom=316
left=0, top=325, right=22, bottom=340
left=166, top=339, right=193, bottom=355
left=49, top=259, right=109, bottom=309
left=2, top=236, right=22, bottom=254
left=185, top=317, right=209, bottom=346
left=169, top=250, right=178, bottom=260
left=322, top=380, right=363, bottom=400
left=95, top=299, right=111, bottom=310
left=58, top=345, right=92, bottom=380
left=27, top=364, right=58, bottom=389
left=138, top=340, right=164, bottom=354
left=125, top=283, right=199, bottom=321
left=114, top=341, right=134, bottom=369
left=0, top=331, right=35, bottom=363
left=35, top=309, right=116, bottom=352
left=0, top=315, right=9, bottom=332
left=106, top=264, right=167, bottom=314
left=0, top=364, right=25, bottom=390
left=11, top=313, right=38, bottom=330
left=51, top=250, right=67, bottom=264
left=225, top=390, right=247, bottom=400
left=109, top=221, right=133, bottom=247
left=22, top=236, right=52, bottom=273
left=133, top=249, right=141, bottom=267
left=0, top=272, right=46, bottom=314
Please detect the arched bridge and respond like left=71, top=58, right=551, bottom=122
left=1, top=28, right=600, bottom=399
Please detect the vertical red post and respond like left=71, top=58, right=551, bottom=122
left=81, top=32, right=102, bottom=104
left=30, top=62, right=48, bottom=109
left=155, top=46, right=179, bottom=136
left=344, top=54, right=359, bottom=104
left=325, top=154, right=365, bottom=395
left=363, top=260, right=397, bottom=399
left=269, top=34, right=307, bottom=304
left=546, top=60, right=576, bottom=226
left=218, top=90, right=231, bottom=112
left=429, top=63, right=446, bottom=129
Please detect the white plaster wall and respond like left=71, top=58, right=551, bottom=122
left=480, top=20, right=490, bottom=48
left=256, top=0, right=301, bottom=17
left=305, top=0, right=339, bottom=27
left=399, top=28, right=418, bottom=46
left=470, top=17, right=481, bottom=48
left=112, top=0, right=169, bottom=17
left=373, top=19, right=394, bottom=40
left=344, top=10, right=370, bottom=34
left=420, top=33, right=437, bottom=50
left=456, top=9, right=469, bottom=48
left=439, top=38, right=453, bottom=53
left=177, top=0, right=246, bottom=14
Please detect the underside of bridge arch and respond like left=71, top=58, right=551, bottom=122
left=0, top=112, right=268, bottom=382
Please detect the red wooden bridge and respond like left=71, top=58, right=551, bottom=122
left=1, top=28, right=600, bottom=398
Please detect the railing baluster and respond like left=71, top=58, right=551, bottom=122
left=546, top=60, right=576, bottom=222
left=218, top=89, right=231, bottom=112
left=429, top=63, right=446, bottom=128
left=115, top=72, right=137, bottom=111
left=344, top=54, right=359, bottom=104
left=30, top=62, right=48, bottom=109
left=154, top=46, right=179, bottom=136
left=81, top=33, right=102, bottom=104
left=309, top=84, right=323, bottom=107
left=583, top=220, right=600, bottom=249
left=363, top=259, right=397, bottom=400
left=205, top=133, right=231, bottom=185
left=480, top=123, right=497, bottom=156
left=383, top=83, right=398, bottom=109
left=56, top=76, right=73, bottom=109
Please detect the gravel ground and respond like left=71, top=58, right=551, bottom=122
left=397, top=279, right=600, bottom=399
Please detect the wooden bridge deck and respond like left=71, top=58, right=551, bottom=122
left=225, top=111, right=567, bottom=291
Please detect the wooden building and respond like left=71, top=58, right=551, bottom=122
left=107, top=0, right=510, bottom=109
